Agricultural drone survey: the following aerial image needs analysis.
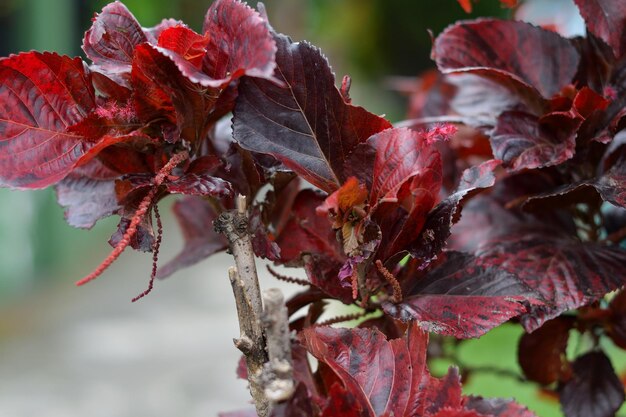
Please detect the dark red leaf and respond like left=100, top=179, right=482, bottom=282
left=158, top=25, right=209, bottom=68
left=233, top=32, right=391, bottom=193
left=464, top=397, right=538, bottom=417
left=518, top=317, right=573, bottom=384
left=269, top=383, right=316, bottom=417
left=433, top=19, right=579, bottom=98
left=384, top=251, right=542, bottom=338
left=199, top=0, right=278, bottom=88
left=82, top=1, right=147, bottom=69
left=275, top=190, right=342, bottom=266
left=559, top=351, right=625, bottom=417
left=320, top=383, right=363, bottom=417
left=574, top=0, right=626, bottom=59
left=490, top=111, right=581, bottom=171
left=0, top=52, right=98, bottom=189
left=593, top=148, right=626, bottom=208
left=55, top=159, right=120, bottom=229
left=157, top=196, right=227, bottom=279
left=143, top=18, right=183, bottom=43
left=131, top=43, right=217, bottom=143
left=406, top=159, right=500, bottom=265
left=301, top=322, right=430, bottom=417
left=249, top=206, right=281, bottom=261
left=166, top=156, right=233, bottom=197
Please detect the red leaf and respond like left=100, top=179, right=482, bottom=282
left=491, top=111, right=581, bottom=171
left=559, top=351, right=625, bottom=417
left=55, top=159, right=120, bottom=229
left=434, top=19, right=579, bottom=98
left=574, top=0, right=626, bottom=59
left=384, top=252, right=542, bottom=338
left=233, top=32, right=391, bottom=193
left=301, top=322, right=430, bottom=417
left=518, top=317, right=573, bottom=384
left=0, top=52, right=98, bottom=189
left=464, top=397, right=538, bottom=417
left=406, top=159, right=500, bottom=265
left=131, top=43, right=217, bottom=143
left=201, top=0, right=277, bottom=87
left=166, top=156, right=233, bottom=198
left=157, top=196, right=227, bottom=279
left=82, top=1, right=147, bottom=69
left=158, top=26, right=209, bottom=68
left=320, top=383, right=364, bottom=417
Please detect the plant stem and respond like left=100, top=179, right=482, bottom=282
left=215, top=195, right=269, bottom=417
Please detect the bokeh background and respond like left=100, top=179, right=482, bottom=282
left=0, top=1, right=622, bottom=416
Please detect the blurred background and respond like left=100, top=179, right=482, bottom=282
left=0, top=1, right=621, bottom=416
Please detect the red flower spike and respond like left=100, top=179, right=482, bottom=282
left=75, top=151, right=189, bottom=286
left=131, top=203, right=163, bottom=302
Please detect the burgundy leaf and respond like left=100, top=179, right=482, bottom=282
left=406, top=159, right=500, bottom=264
left=249, top=206, right=281, bottom=261
left=165, top=156, right=232, bottom=197
left=109, top=211, right=154, bottom=252
left=269, top=383, right=316, bottom=417
left=320, top=383, right=363, bottom=417
left=433, top=19, right=579, bottom=98
left=157, top=196, right=227, bottom=279
left=200, top=0, right=277, bottom=87
left=464, top=397, right=538, bottom=417
left=559, top=351, right=625, bottom=417
left=574, top=0, right=626, bottom=59
left=490, top=111, right=581, bottom=171
left=477, top=227, right=626, bottom=332
left=55, top=159, right=120, bottom=229
left=233, top=32, right=391, bottom=193
left=301, top=322, right=430, bottom=417
left=275, top=190, right=342, bottom=266
left=517, top=317, right=573, bottom=385
left=131, top=43, right=216, bottom=143
left=0, top=52, right=98, bottom=189
left=593, top=148, right=626, bottom=208
left=82, top=1, right=147, bottom=69
left=157, top=25, right=209, bottom=68
left=383, top=252, right=542, bottom=338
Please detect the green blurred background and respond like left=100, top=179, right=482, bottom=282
left=0, top=1, right=623, bottom=416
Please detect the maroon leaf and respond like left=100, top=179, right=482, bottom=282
left=406, top=159, right=500, bottom=265
left=477, top=226, right=626, bottom=332
left=574, top=0, right=626, bottom=59
left=131, top=43, right=216, bottom=143
left=233, top=32, right=391, bottom=193
left=157, top=196, right=227, bottom=279
left=490, top=111, right=581, bottom=171
left=384, top=252, right=542, bottom=338
left=165, top=156, right=233, bottom=198
left=301, top=322, right=430, bottom=417
left=320, top=383, right=363, bottom=417
left=518, top=317, right=573, bottom=385
left=82, top=1, right=147, bottom=69
left=559, top=351, right=625, bottom=417
left=464, top=397, right=538, bottom=417
left=593, top=148, right=626, bottom=208
left=200, top=0, right=277, bottom=87
left=157, top=25, right=209, bottom=68
left=55, top=159, right=120, bottom=229
left=0, top=52, right=97, bottom=189
left=433, top=19, right=579, bottom=98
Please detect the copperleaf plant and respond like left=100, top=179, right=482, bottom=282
left=1, top=0, right=625, bottom=416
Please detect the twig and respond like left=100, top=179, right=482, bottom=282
left=215, top=195, right=269, bottom=417
left=605, top=225, right=626, bottom=244
left=261, top=288, right=295, bottom=402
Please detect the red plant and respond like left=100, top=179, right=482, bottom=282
left=1, top=0, right=625, bottom=416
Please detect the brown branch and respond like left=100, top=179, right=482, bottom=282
left=215, top=195, right=269, bottom=417
left=605, top=225, right=626, bottom=244
left=261, top=288, right=295, bottom=402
